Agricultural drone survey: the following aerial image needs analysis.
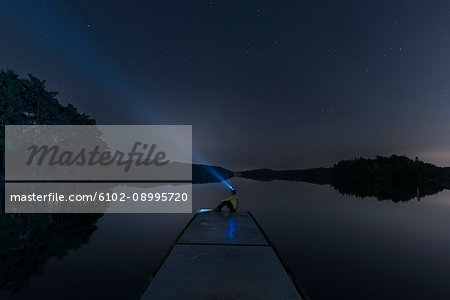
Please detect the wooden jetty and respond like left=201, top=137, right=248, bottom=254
left=141, top=210, right=306, bottom=299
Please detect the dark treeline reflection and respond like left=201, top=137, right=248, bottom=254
left=240, top=155, right=447, bottom=202
left=0, top=212, right=102, bottom=293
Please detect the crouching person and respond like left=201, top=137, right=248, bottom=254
left=213, top=189, right=238, bottom=212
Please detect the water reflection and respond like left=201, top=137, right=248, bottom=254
left=0, top=165, right=230, bottom=295
left=331, top=179, right=445, bottom=202
left=1, top=169, right=449, bottom=299
left=239, top=171, right=446, bottom=202
left=0, top=213, right=102, bottom=293
left=0, top=173, right=444, bottom=294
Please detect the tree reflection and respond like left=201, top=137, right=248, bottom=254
left=239, top=155, right=446, bottom=202
left=0, top=211, right=102, bottom=293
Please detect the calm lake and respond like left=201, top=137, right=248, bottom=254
left=1, top=177, right=450, bottom=299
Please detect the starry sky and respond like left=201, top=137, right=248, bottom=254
left=1, top=0, right=450, bottom=170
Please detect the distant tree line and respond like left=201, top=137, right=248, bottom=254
left=332, top=155, right=443, bottom=201
left=238, top=155, right=445, bottom=201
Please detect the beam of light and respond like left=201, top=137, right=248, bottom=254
left=1, top=1, right=230, bottom=182
left=0, top=1, right=164, bottom=123
left=201, top=163, right=234, bottom=190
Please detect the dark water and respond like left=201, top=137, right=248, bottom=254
left=1, top=178, right=450, bottom=299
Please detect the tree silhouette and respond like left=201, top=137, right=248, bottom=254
left=0, top=70, right=102, bottom=293
left=332, top=155, right=443, bottom=201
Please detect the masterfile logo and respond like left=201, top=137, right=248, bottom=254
left=26, top=142, right=170, bottom=172
left=5, top=125, right=192, bottom=181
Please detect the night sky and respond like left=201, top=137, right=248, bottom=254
left=1, top=0, right=450, bottom=169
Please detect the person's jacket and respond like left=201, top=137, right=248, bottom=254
left=221, top=195, right=238, bottom=210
